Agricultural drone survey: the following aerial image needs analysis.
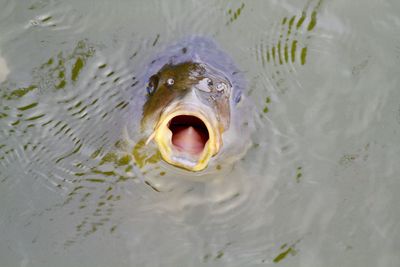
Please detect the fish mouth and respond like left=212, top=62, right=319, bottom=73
left=170, top=115, right=209, bottom=155
left=149, top=108, right=221, bottom=171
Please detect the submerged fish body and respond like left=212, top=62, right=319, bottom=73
left=140, top=37, right=249, bottom=172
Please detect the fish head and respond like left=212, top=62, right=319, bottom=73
left=141, top=61, right=232, bottom=171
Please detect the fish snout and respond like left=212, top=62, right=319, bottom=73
left=148, top=102, right=222, bottom=171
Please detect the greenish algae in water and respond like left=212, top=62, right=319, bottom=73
left=215, top=251, right=224, bottom=259
left=277, top=41, right=283, bottom=65
left=90, top=148, right=103, bottom=159
left=55, top=143, right=82, bottom=163
left=117, top=154, right=131, bottom=166
left=32, top=40, right=95, bottom=92
left=17, top=102, right=38, bottom=111
left=28, top=1, right=49, bottom=10
left=284, top=43, right=289, bottom=63
left=273, top=246, right=297, bottom=263
left=91, top=169, right=116, bottom=177
left=291, top=40, right=297, bottom=63
left=132, top=138, right=161, bottom=168
left=296, top=11, right=306, bottom=29
left=2, top=85, right=37, bottom=100
left=71, top=57, right=84, bottom=81
left=271, top=46, right=276, bottom=64
left=287, top=15, right=296, bottom=36
left=227, top=3, right=245, bottom=24
left=264, top=0, right=323, bottom=67
left=86, top=178, right=106, bottom=183
left=56, top=79, right=66, bottom=89
left=307, top=11, right=317, bottom=31
left=99, top=152, right=118, bottom=165
left=339, top=154, right=358, bottom=166
left=263, top=97, right=271, bottom=113
left=110, top=225, right=117, bottom=233
left=25, top=114, right=45, bottom=121
left=300, top=47, right=307, bottom=65
left=41, top=16, right=52, bottom=23
left=296, top=166, right=303, bottom=182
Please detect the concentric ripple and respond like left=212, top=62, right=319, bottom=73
left=1, top=0, right=400, bottom=266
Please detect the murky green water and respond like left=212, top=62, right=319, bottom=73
left=1, top=0, right=400, bottom=266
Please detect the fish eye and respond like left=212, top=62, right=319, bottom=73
left=147, top=75, right=159, bottom=96
left=166, top=78, right=174, bottom=86
left=206, top=78, right=213, bottom=86
left=216, top=82, right=227, bottom=92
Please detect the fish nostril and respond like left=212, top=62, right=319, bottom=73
left=216, top=82, right=227, bottom=92
left=196, top=78, right=212, bottom=92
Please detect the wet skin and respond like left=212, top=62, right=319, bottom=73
left=140, top=38, right=242, bottom=171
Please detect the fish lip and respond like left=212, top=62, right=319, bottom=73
left=151, top=106, right=221, bottom=171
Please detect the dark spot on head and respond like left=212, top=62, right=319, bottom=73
left=151, top=59, right=156, bottom=65
left=182, top=47, right=187, bottom=54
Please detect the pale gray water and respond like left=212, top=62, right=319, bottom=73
left=1, top=0, right=400, bottom=266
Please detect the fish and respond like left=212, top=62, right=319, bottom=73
left=140, top=37, right=250, bottom=172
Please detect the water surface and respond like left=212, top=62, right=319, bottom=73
left=1, top=0, right=400, bottom=266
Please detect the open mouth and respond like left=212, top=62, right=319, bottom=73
left=169, top=115, right=209, bottom=155
left=150, top=108, right=220, bottom=171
